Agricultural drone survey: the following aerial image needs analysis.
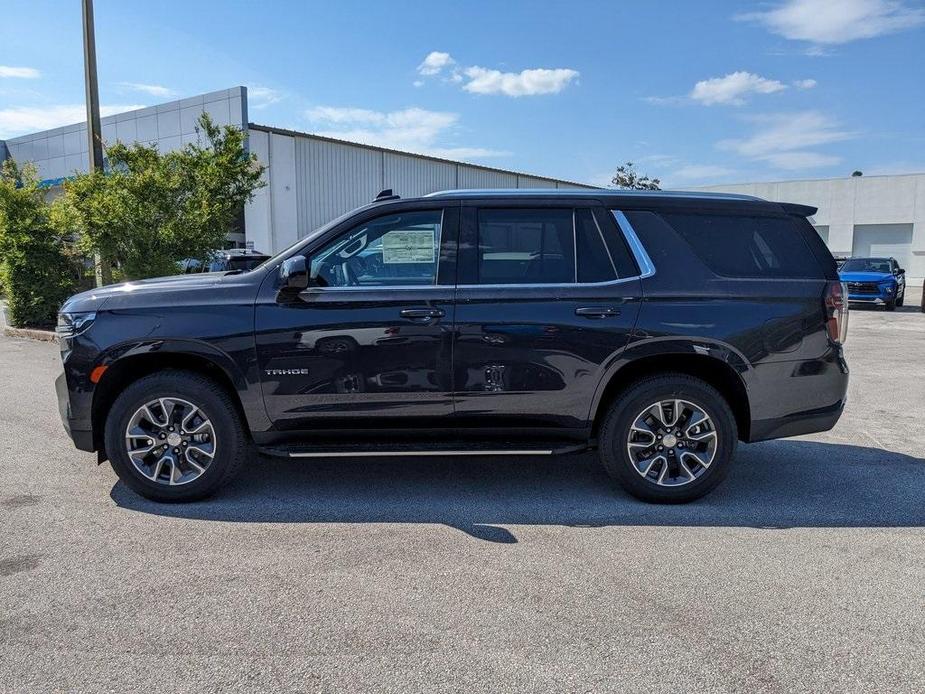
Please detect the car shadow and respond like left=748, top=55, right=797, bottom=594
left=110, top=440, right=925, bottom=542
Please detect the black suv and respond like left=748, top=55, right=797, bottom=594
left=56, top=189, right=849, bottom=503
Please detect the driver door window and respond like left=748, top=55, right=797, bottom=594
left=309, top=210, right=443, bottom=288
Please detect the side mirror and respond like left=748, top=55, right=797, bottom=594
left=896, top=267, right=905, bottom=276
left=279, top=256, right=309, bottom=290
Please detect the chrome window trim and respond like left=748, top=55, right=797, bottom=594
left=613, top=210, right=656, bottom=279
left=300, top=284, right=453, bottom=293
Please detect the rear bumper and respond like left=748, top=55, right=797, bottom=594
left=746, top=348, right=849, bottom=443
left=748, top=398, right=846, bottom=442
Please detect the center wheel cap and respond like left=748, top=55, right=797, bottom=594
left=166, top=432, right=183, bottom=447
left=662, top=433, right=678, bottom=448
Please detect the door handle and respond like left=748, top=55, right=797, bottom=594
left=400, top=307, right=445, bottom=320
left=575, top=306, right=620, bottom=318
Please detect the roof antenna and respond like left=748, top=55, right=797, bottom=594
left=375, top=189, right=400, bottom=202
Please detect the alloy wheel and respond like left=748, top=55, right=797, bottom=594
left=124, top=397, right=217, bottom=486
left=626, top=399, right=718, bottom=487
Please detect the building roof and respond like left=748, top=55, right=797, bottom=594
left=247, top=123, right=597, bottom=190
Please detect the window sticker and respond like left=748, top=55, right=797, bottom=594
left=381, top=230, right=435, bottom=264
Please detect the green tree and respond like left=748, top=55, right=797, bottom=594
left=611, top=161, right=661, bottom=190
left=0, top=160, right=75, bottom=327
left=59, top=113, right=265, bottom=280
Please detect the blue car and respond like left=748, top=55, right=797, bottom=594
left=839, top=256, right=906, bottom=310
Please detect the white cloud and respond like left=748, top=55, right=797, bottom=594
left=690, top=71, right=787, bottom=105
left=247, top=86, right=283, bottom=109
left=793, top=78, right=817, bottom=89
left=719, top=111, right=855, bottom=169
left=739, top=0, right=925, bottom=44
left=118, top=82, right=175, bottom=98
left=670, top=164, right=737, bottom=180
left=414, top=51, right=579, bottom=96
left=462, top=66, right=579, bottom=97
left=758, top=151, right=843, bottom=169
left=417, top=51, right=455, bottom=76
left=305, top=105, right=507, bottom=159
left=0, top=65, right=40, bottom=79
left=0, top=104, right=145, bottom=139
left=626, top=155, right=737, bottom=186
left=641, top=95, right=686, bottom=106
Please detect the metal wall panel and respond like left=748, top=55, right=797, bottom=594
left=243, top=129, right=272, bottom=253
left=517, top=175, right=556, bottom=188
left=294, top=136, right=383, bottom=237
left=2, top=86, right=247, bottom=186
left=383, top=152, right=457, bottom=197
left=457, top=165, right=518, bottom=188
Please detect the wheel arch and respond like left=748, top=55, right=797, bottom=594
left=590, top=350, right=751, bottom=441
left=91, top=342, right=256, bottom=456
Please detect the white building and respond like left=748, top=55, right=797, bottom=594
left=0, top=86, right=594, bottom=254
left=694, top=174, right=925, bottom=281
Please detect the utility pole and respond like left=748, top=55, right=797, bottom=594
left=81, top=0, right=111, bottom=286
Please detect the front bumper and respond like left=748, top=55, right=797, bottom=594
left=846, top=285, right=897, bottom=304
left=56, top=369, right=96, bottom=452
left=847, top=295, right=889, bottom=305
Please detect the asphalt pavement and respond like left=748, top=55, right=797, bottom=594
left=1, top=303, right=923, bottom=693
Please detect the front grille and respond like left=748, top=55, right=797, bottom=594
left=847, top=281, right=878, bottom=294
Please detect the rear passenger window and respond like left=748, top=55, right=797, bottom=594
left=660, top=213, right=821, bottom=278
left=477, top=208, right=574, bottom=284
left=575, top=209, right=617, bottom=282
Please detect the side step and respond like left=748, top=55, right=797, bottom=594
left=259, top=440, right=592, bottom=459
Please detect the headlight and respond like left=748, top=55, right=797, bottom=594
left=56, top=311, right=97, bottom=338
left=879, top=283, right=895, bottom=294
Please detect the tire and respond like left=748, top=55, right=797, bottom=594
left=598, top=374, right=737, bottom=503
left=896, top=290, right=904, bottom=307
left=104, top=370, right=248, bottom=502
left=885, top=298, right=896, bottom=311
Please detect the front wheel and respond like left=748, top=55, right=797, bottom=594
left=885, top=298, right=896, bottom=311
left=598, top=374, right=737, bottom=503
left=896, top=290, right=904, bottom=307
left=104, top=370, right=248, bottom=502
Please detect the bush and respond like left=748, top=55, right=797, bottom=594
left=0, top=160, right=75, bottom=328
left=59, top=113, right=265, bottom=280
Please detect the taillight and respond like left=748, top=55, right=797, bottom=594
left=824, top=280, right=849, bottom=345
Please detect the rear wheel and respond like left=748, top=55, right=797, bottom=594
left=104, top=370, right=248, bottom=502
left=598, top=374, right=737, bottom=503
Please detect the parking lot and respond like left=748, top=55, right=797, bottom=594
left=1, top=296, right=924, bottom=693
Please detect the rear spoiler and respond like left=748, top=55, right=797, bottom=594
left=779, top=202, right=818, bottom=217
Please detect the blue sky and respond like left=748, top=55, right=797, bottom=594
left=1, top=0, right=923, bottom=187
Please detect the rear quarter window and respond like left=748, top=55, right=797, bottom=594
left=659, top=212, right=823, bottom=279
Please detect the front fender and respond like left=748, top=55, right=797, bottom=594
left=94, top=337, right=272, bottom=433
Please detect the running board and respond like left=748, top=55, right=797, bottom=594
left=259, top=440, right=591, bottom=459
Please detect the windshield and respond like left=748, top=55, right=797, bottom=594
left=841, top=258, right=892, bottom=273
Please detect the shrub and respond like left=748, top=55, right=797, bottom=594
left=0, top=160, right=75, bottom=328
left=59, top=113, right=265, bottom=280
